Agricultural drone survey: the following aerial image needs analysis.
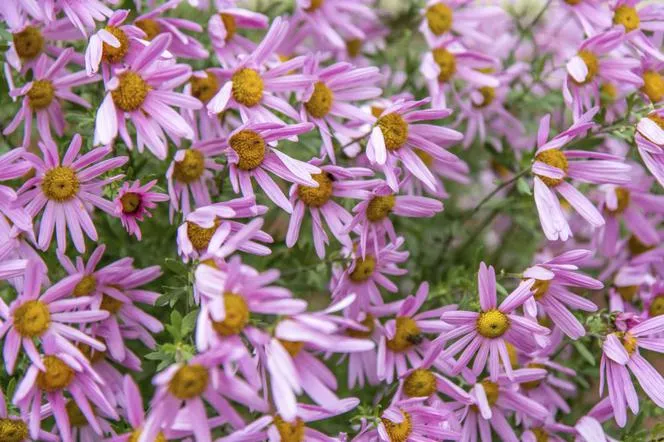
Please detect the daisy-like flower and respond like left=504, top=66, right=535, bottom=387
left=17, top=134, right=127, bottom=253
left=420, top=39, right=499, bottom=109
left=611, top=0, right=664, bottom=62
left=635, top=109, right=664, bottom=187
left=0, top=385, right=57, bottom=441
left=458, top=369, right=550, bottom=442
left=331, top=237, right=409, bottom=316
left=206, top=17, right=315, bottom=125
left=293, top=0, right=378, bottom=50
left=208, top=4, right=268, bottom=67
left=134, top=0, right=208, bottom=59
left=420, top=0, right=506, bottom=47
left=354, top=397, right=460, bottom=442
left=300, top=56, right=382, bottom=162
left=575, top=398, right=615, bottom=442
left=394, top=353, right=472, bottom=405
left=530, top=109, right=631, bottom=241
left=0, top=148, right=33, bottom=232
left=367, top=98, right=464, bottom=192
left=521, top=420, right=576, bottom=442
left=636, top=54, right=664, bottom=104
left=600, top=314, right=664, bottom=427
left=218, top=121, right=319, bottom=212
left=440, top=263, right=548, bottom=380
left=345, top=181, right=443, bottom=257
left=114, top=179, right=169, bottom=240
left=555, top=0, right=612, bottom=36
left=518, top=353, right=578, bottom=415
left=166, top=139, right=224, bottom=216
left=564, top=30, right=642, bottom=119
left=49, top=0, right=113, bottom=37
left=95, top=33, right=201, bottom=160
left=140, top=348, right=268, bottom=441
left=84, top=9, right=146, bottom=77
left=4, top=49, right=100, bottom=148
left=177, top=197, right=272, bottom=262
left=522, top=249, right=601, bottom=339
left=286, top=159, right=375, bottom=258
left=13, top=349, right=118, bottom=441
left=0, top=262, right=108, bottom=374
left=219, top=399, right=359, bottom=442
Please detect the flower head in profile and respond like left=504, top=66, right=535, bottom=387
left=530, top=108, right=631, bottom=241
left=114, top=179, right=169, bottom=240
left=18, top=134, right=127, bottom=252
left=4, top=49, right=100, bottom=148
left=367, top=98, right=464, bottom=192
left=635, top=109, right=664, bottom=187
left=440, top=263, right=548, bottom=380
left=206, top=17, right=314, bottom=125
left=95, top=33, right=201, bottom=159
left=208, top=4, right=268, bottom=67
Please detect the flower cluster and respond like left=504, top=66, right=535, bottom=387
left=0, top=0, right=663, bottom=441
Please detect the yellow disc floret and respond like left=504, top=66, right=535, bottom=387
left=381, top=411, right=412, bottom=442
left=377, top=113, right=409, bottom=151
left=432, top=48, right=457, bottom=83
left=305, top=82, right=334, bottom=118
left=614, top=332, right=638, bottom=356
left=349, top=256, right=376, bottom=283
left=229, top=130, right=266, bottom=170
left=212, top=293, right=250, bottom=336
left=102, top=26, right=130, bottom=63
left=273, top=416, right=305, bottom=442
left=476, top=309, right=509, bottom=338
left=573, top=51, right=599, bottom=85
left=386, top=317, right=422, bottom=352
left=173, top=149, right=206, bottom=184
left=0, top=418, right=28, bottom=442
left=13, top=300, right=51, bottom=337
left=13, top=26, right=44, bottom=60
left=168, top=364, right=209, bottom=399
left=37, top=356, right=74, bottom=392
left=28, top=80, right=55, bottom=110
left=531, top=279, right=551, bottom=300
left=473, top=86, right=496, bottom=108
left=649, top=295, right=664, bottom=317
left=279, top=340, right=304, bottom=357
left=191, top=71, right=220, bottom=103
left=304, top=0, right=324, bottom=12
left=121, top=192, right=142, bottom=214
left=613, top=6, right=640, bottom=32
left=186, top=221, right=219, bottom=251
left=231, top=68, right=264, bottom=107
left=135, top=19, right=160, bottom=40
left=641, top=70, right=664, bottom=103
left=112, top=71, right=150, bottom=112
left=73, top=275, right=97, bottom=297
left=366, top=195, right=396, bottom=222
left=426, top=4, right=453, bottom=35
left=297, top=173, right=333, bottom=207
left=220, top=13, right=237, bottom=41
left=129, top=430, right=167, bottom=442
left=100, top=294, right=123, bottom=314
left=403, top=369, right=437, bottom=398
left=535, top=149, right=568, bottom=187
left=41, top=166, right=80, bottom=201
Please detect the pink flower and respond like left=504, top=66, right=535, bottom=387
left=0, top=148, right=33, bottom=232
left=208, top=4, right=268, bottom=67
left=4, top=49, right=100, bottom=148
left=50, top=0, right=114, bottom=37
left=367, top=98, right=464, bottom=192
left=439, top=263, right=548, bottom=380
left=18, top=134, right=127, bottom=253
left=611, top=0, right=664, bottom=62
left=635, top=110, right=664, bottom=188
left=114, top=180, right=169, bottom=240
left=94, top=33, right=201, bottom=159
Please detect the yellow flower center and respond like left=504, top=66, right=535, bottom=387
left=565, top=0, right=582, bottom=4
left=229, top=129, right=266, bottom=170
left=649, top=296, right=664, bottom=317
left=627, top=234, right=655, bottom=256
left=346, top=39, right=362, bottom=57
left=121, top=192, right=142, bottom=214
left=505, top=342, right=518, bottom=366
left=617, top=285, right=638, bottom=303
left=13, top=26, right=44, bottom=60
left=100, top=294, right=123, bottom=314
left=0, top=418, right=28, bottom=442
left=381, top=411, right=412, bottom=442
left=600, top=83, right=618, bottom=103
left=78, top=342, right=107, bottom=364
left=481, top=379, right=499, bottom=406
left=521, top=363, right=546, bottom=390
left=13, top=300, right=50, bottom=338
left=220, top=13, right=237, bottom=42
left=386, top=317, right=422, bottom=352
left=532, top=427, right=550, bottom=442
left=41, top=166, right=80, bottom=201
left=606, top=187, right=630, bottom=215
left=614, top=332, right=638, bottom=355
left=66, top=400, right=91, bottom=427
left=135, top=19, right=160, bottom=40
left=426, top=4, right=453, bottom=35
left=641, top=71, right=664, bottom=103
left=102, top=26, right=130, bottom=63
left=613, top=5, right=640, bottom=32
left=371, top=106, right=384, bottom=119
left=168, top=364, right=209, bottom=399
left=305, top=0, right=324, bottom=12
left=191, top=71, right=220, bottom=104
left=531, top=279, right=551, bottom=300
left=473, top=86, right=496, bottom=108
left=403, top=368, right=437, bottom=398
left=297, top=173, right=333, bottom=207
left=173, top=149, right=206, bottom=184
left=305, top=81, right=334, bottom=118
left=186, top=220, right=219, bottom=251
left=649, top=114, right=664, bottom=130
left=416, top=150, right=434, bottom=166
left=366, top=195, right=396, bottom=222
left=231, top=68, right=264, bottom=107
left=112, top=71, right=150, bottom=112
left=279, top=340, right=304, bottom=357
left=28, top=79, right=55, bottom=110
left=572, top=51, right=599, bottom=85
left=346, top=314, right=375, bottom=338
left=476, top=309, right=509, bottom=338
left=129, top=429, right=166, bottom=442
left=377, top=113, right=409, bottom=151
left=73, top=275, right=97, bottom=297
left=432, top=48, right=457, bottom=83
left=535, top=149, right=568, bottom=187
left=349, top=256, right=376, bottom=282
left=212, top=293, right=250, bottom=336
left=37, top=356, right=74, bottom=392
left=274, top=416, right=305, bottom=442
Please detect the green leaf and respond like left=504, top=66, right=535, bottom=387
left=164, top=258, right=188, bottom=276
left=573, top=341, right=596, bottom=366
left=182, top=309, right=199, bottom=336
left=516, top=177, right=531, bottom=195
